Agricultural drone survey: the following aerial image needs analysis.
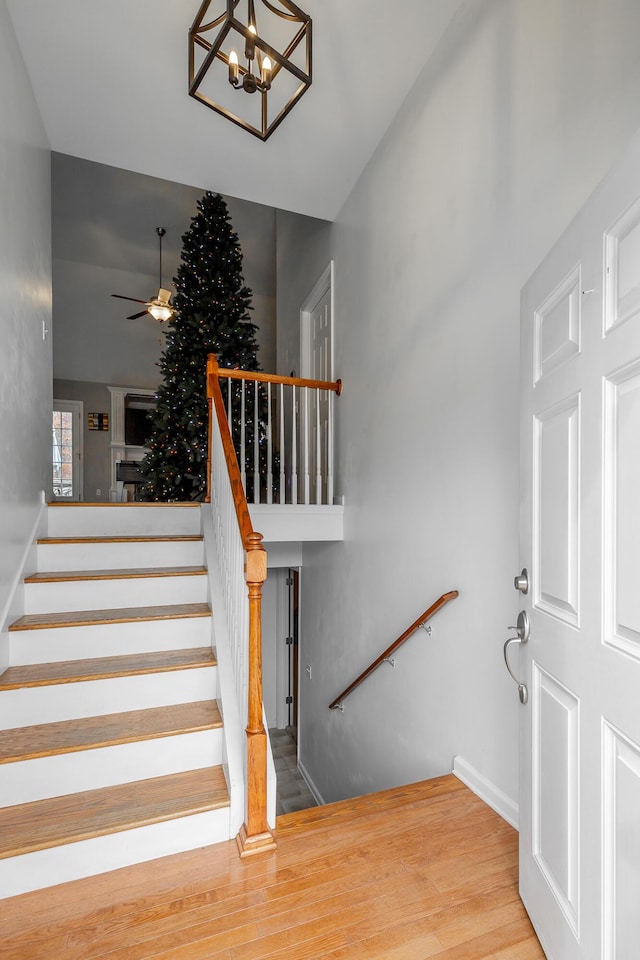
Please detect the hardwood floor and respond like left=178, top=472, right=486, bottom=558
left=0, top=776, right=545, bottom=960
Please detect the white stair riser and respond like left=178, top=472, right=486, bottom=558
left=37, top=539, right=205, bottom=572
left=1, top=728, right=222, bottom=806
left=10, top=617, right=212, bottom=665
left=47, top=506, right=202, bottom=539
left=0, top=806, right=231, bottom=900
left=0, top=667, right=217, bottom=727
left=24, top=574, right=208, bottom=614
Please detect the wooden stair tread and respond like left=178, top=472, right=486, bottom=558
left=37, top=535, right=203, bottom=544
left=276, top=774, right=467, bottom=835
left=0, top=700, right=222, bottom=764
left=47, top=501, right=200, bottom=508
left=0, top=648, right=216, bottom=691
left=9, top=602, right=211, bottom=632
left=24, top=566, right=207, bottom=583
left=0, top=766, right=229, bottom=859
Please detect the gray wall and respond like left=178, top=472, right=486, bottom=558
left=52, top=156, right=279, bottom=500
left=0, top=0, right=52, bottom=648
left=52, top=155, right=278, bottom=389
left=277, top=0, right=640, bottom=808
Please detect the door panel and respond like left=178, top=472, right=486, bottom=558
left=604, top=362, right=640, bottom=658
left=532, top=663, right=580, bottom=937
left=534, top=266, right=581, bottom=382
left=520, top=132, right=640, bottom=959
left=534, top=395, right=580, bottom=624
left=604, top=196, right=640, bottom=333
left=602, top=721, right=640, bottom=960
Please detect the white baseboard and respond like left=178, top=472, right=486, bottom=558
left=452, top=755, right=519, bottom=830
left=0, top=497, right=46, bottom=634
left=298, top=758, right=325, bottom=806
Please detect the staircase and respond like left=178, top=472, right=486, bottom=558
left=0, top=503, right=234, bottom=900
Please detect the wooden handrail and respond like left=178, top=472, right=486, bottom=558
left=206, top=354, right=276, bottom=857
left=328, top=591, right=459, bottom=711
left=216, top=365, right=343, bottom=396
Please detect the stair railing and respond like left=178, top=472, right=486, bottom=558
left=212, top=366, right=342, bottom=506
left=329, top=591, right=459, bottom=711
left=206, top=354, right=276, bottom=857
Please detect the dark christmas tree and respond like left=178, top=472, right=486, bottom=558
left=139, top=191, right=261, bottom=501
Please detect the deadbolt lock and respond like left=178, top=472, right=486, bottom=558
left=514, top=568, right=529, bottom=594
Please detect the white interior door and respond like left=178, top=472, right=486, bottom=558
left=517, top=131, right=640, bottom=959
left=52, top=399, right=83, bottom=502
left=300, top=263, right=333, bottom=504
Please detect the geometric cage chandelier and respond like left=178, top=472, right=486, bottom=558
left=189, top=0, right=312, bottom=141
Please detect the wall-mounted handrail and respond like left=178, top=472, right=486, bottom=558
left=329, top=591, right=459, bottom=711
left=206, top=353, right=276, bottom=857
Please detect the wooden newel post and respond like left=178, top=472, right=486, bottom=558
left=236, top=531, right=277, bottom=857
left=205, top=354, right=218, bottom=504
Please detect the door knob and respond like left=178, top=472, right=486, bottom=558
left=508, top=610, right=530, bottom=642
left=514, top=568, right=529, bottom=594
left=504, top=610, right=529, bottom=704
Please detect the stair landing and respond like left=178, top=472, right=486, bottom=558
left=0, top=777, right=544, bottom=959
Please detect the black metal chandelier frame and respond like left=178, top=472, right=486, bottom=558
left=189, top=0, right=312, bottom=142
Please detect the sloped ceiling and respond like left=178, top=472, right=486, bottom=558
left=7, top=0, right=466, bottom=219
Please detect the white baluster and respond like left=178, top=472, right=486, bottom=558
left=279, top=383, right=285, bottom=504
left=291, top=385, right=298, bottom=505
left=303, top=387, right=310, bottom=505
left=327, top=388, right=334, bottom=506
left=316, top=390, right=322, bottom=504
left=253, top=381, right=259, bottom=504
left=240, top=379, right=246, bottom=493
left=267, top=382, right=273, bottom=505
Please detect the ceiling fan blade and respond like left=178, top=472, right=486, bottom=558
left=127, top=310, right=150, bottom=320
left=112, top=294, right=149, bottom=305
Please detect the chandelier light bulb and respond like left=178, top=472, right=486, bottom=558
left=228, top=49, right=239, bottom=84
left=261, top=56, right=272, bottom=88
left=245, top=23, right=256, bottom=60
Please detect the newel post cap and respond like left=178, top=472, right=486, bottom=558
left=245, top=532, right=267, bottom=583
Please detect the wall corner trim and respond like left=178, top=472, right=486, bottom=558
left=452, top=755, right=519, bottom=830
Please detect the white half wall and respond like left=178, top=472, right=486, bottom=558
left=0, top=0, right=52, bottom=648
left=277, top=0, right=640, bottom=808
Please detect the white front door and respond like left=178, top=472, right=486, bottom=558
left=52, top=400, right=83, bottom=502
left=518, top=131, right=640, bottom=959
left=300, top=262, right=334, bottom=504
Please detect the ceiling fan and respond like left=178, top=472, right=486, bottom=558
left=112, top=227, right=176, bottom=322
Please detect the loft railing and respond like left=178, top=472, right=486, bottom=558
left=213, top=366, right=342, bottom=506
left=206, top=354, right=276, bottom=857
left=329, top=591, right=459, bottom=711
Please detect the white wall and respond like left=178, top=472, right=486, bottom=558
left=277, top=0, right=640, bottom=807
left=0, top=0, right=51, bottom=645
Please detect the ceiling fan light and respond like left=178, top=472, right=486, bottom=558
left=148, top=302, right=174, bottom=322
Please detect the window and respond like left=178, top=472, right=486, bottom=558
left=52, top=409, right=74, bottom=498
